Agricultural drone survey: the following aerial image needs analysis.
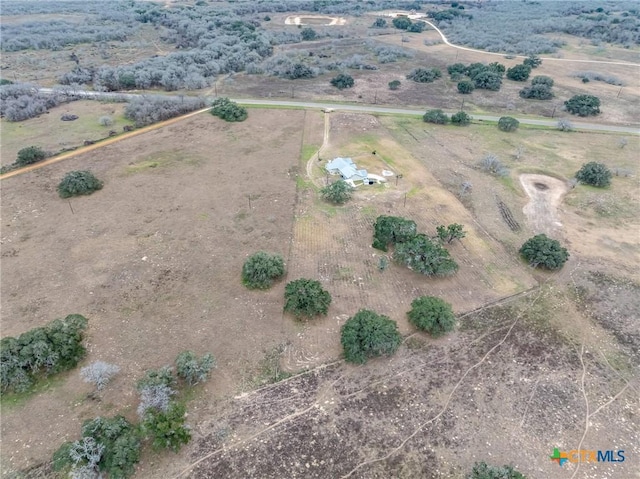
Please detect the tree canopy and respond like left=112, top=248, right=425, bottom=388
left=498, top=116, right=519, bottom=132
left=575, top=162, right=612, bottom=187
left=457, top=80, right=474, bottom=94
left=467, top=462, right=526, bottom=479
left=211, top=97, right=248, bottom=122
left=242, top=252, right=286, bottom=289
left=330, top=73, right=354, bottom=89
left=321, top=180, right=354, bottom=205
left=284, top=279, right=331, bottom=319
left=392, top=16, right=412, bottom=30
left=16, top=146, right=46, bottom=166
left=423, top=109, right=449, bottom=124
left=406, top=67, right=441, bottom=83
left=57, top=171, right=103, bottom=198
left=407, top=296, right=456, bottom=336
left=372, top=215, right=417, bottom=252
left=451, top=111, right=471, bottom=126
left=565, top=94, right=600, bottom=116
left=506, top=64, right=532, bottom=81
left=341, top=310, right=402, bottom=364
left=519, top=234, right=569, bottom=270
left=394, top=234, right=459, bottom=277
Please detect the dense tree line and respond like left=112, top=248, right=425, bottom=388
left=124, top=95, right=206, bottom=127
left=0, top=83, right=79, bottom=122
left=433, top=1, right=640, bottom=54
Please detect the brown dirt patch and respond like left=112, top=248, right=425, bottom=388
left=520, top=173, right=570, bottom=237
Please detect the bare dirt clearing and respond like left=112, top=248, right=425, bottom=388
left=0, top=109, right=307, bottom=474
left=520, top=174, right=569, bottom=237
left=284, top=15, right=346, bottom=26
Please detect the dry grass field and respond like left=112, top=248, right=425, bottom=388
left=1, top=8, right=639, bottom=479
left=2, top=103, right=638, bottom=478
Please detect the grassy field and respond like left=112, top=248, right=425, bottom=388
left=0, top=101, right=134, bottom=167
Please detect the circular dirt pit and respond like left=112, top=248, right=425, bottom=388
left=534, top=182, right=549, bottom=191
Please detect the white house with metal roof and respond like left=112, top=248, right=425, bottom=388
left=325, top=157, right=382, bottom=187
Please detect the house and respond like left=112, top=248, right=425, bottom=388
left=325, top=157, right=369, bottom=185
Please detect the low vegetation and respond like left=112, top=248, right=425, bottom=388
left=284, top=278, right=332, bottom=319
left=242, top=252, right=286, bottom=290
left=467, top=461, right=526, bottom=479
left=423, top=109, right=449, bottom=125
left=406, top=67, right=442, bottom=83
left=321, top=180, right=354, bottom=205
left=1, top=314, right=88, bottom=394
left=16, top=146, right=47, bottom=166
left=211, top=97, right=248, bottom=122
left=125, top=95, right=206, bottom=127
left=564, top=94, right=601, bottom=116
left=451, top=111, right=471, bottom=126
left=54, top=349, right=214, bottom=477
left=340, top=310, right=402, bottom=364
left=576, top=162, right=612, bottom=187
left=498, top=116, right=519, bottom=132
left=408, top=296, right=456, bottom=337
left=519, top=234, right=569, bottom=270
left=58, top=171, right=103, bottom=198
left=330, top=73, right=354, bottom=90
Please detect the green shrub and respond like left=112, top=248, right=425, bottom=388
left=57, top=171, right=103, bottom=198
left=1, top=314, right=88, bottom=393
left=467, top=461, right=526, bottom=479
left=451, top=111, right=471, bottom=126
left=408, top=297, right=456, bottom=336
left=423, top=109, right=449, bottom=125
left=506, top=64, right=532, bottom=81
left=141, top=402, right=191, bottom=452
left=519, top=234, right=569, bottom=270
left=457, top=80, right=474, bottom=94
left=210, top=97, right=248, bottom=122
left=136, top=366, right=176, bottom=391
left=341, top=310, right=402, bottom=364
left=564, top=94, right=600, bottom=116
left=394, top=234, right=459, bottom=276
left=498, top=116, right=519, bottom=132
left=242, top=252, right=285, bottom=289
left=575, top=162, right=612, bottom=187
left=406, top=67, right=441, bottom=83
left=284, top=278, right=331, bottom=319
left=388, top=79, right=401, bottom=90
left=436, top=223, right=466, bottom=243
left=175, top=351, right=215, bottom=386
left=321, top=180, right=354, bottom=205
left=54, top=416, right=141, bottom=479
left=330, top=73, right=354, bottom=90
left=372, top=215, right=417, bottom=251
left=16, top=146, right=47, bottom=166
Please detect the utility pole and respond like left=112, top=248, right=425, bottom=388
left=551, top=106, right=556, bottom=118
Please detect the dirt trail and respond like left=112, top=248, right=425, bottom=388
left=0, top=107, right=211, bottom=180
left=305, top=111, right=330, bottom=187
left=519, top=174, right=570, bottom=237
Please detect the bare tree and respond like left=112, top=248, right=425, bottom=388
left=80, top=361, right=120, bottom=391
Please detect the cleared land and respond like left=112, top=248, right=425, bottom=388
left=2, top=104, right=638, bottom=478
left=0, top=109, right=309, bottom=474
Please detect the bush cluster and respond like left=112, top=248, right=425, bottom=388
left=407, top=296, right=456, bottom=337
left=125, top=95, right=206, bottom=127
left=242, top=252, right=285, bottom=289
left=330, top=73, right=354, bottom=90
left=406, top=67, right=441, bottom=83
left=341, top=310, right=402, bottom=364
left=372, top=216, right=459, bottom=277
left=1, top=314, right=88, bottom=393
left=284, top=278, right=332, bottom=319
left=519, top=234, right=569, bottom=270
left=58, top=171, right=103, bottom=198
left=211, top=97, right=248, bottom=122
left=448, top=62, right=504, bottom=91
left=321, top=180, right=354, bottom=205
left=565, top=94, right=601, bottom=116
left=575, top=162, right=612, bottom=187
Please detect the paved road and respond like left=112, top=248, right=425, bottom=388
left=232, top=99, right=640, bottom=134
